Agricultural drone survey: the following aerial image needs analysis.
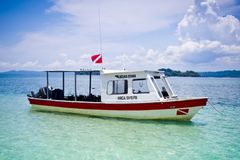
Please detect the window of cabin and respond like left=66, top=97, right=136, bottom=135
left=132, top=78, right=149, bottom=94
left=107, top=80, right=128, bottom=95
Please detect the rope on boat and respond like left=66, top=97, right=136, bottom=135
left=208, top=101, right=225, bottom=116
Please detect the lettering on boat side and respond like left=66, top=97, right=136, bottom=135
left=115, top=75, right=136, bottom=78
left=118, top=96, right=138, bottom=100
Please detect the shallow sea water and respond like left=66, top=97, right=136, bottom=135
left=0, top=74, right=240, bottom=160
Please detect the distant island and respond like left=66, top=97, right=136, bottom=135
left=159, top=68, right=240, bottom=77
left=0, top=70, right=44, bottom=77
left=0, top=69, right=240, bottom=78
left=159, top=68, right=200, bottom=77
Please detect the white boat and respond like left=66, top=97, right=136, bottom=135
left=28, top=69, right=208, bottom=121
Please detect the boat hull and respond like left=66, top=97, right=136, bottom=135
left=28, top=97, right=208, bottom=121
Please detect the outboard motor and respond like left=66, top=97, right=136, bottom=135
left=38, top=86, right=53, bottom=99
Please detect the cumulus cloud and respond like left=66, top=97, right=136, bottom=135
left=104, top=48, right=164, bottom=70
left=177, top=0, right=240, bottom=44
left=164, top=40, right=240, bottom=63
left=156, top=0, right=240, bottom=70
left=110, top=0, right=240, bottom=71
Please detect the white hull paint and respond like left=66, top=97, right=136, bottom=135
left=31, top=104, right=203, bottom=120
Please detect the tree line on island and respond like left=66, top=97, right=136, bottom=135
left=0, top=69, right=240, bottom=78
left=159, top=68, right=240, bottom=77
left=159, top=68, right=200, bottom=77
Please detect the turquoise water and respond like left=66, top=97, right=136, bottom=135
left=0, top=74, right=240, bottom=160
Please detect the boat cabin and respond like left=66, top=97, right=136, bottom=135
left=101, top=70, right=177, bottom=103
left=29, top=69, right=178, bottom=103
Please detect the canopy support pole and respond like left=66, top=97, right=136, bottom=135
left=46, top=71, right=49, bottom=99
left=74, top=72, right=77, bottom=101
left=62, top=72, right=65, bottom=97
left=89, top=71, right=92, bottom=95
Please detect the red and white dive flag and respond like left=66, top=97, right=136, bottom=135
left=91, top=54, right=103, bottom=64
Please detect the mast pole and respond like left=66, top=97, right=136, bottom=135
left=98, top=9, right=102, bottom=55
left=98, top=9, right=104, bottom=69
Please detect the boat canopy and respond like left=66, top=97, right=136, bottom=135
left=45, top=70, right=100, bottom=101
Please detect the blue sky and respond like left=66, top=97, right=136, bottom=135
left=0, top=0, right=239, bottom=71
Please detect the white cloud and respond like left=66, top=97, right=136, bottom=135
left=1, top=0, right=239, bottom=72
left=22, top=60, right=39, bottom=68
left=46, top=60, right=62, bottom=69
left=157, top=0, right=240, bottom=70
left=163, top=40, right=240, bottom=63
left=177, top=0, right=240, bottom=44
left=106, top=39, right=240, bottom=71
left=1, top=0, right=192, bottom=71
left=49, top=0, right=191, bottom=36
left=0, top=60, right=40, bottom=71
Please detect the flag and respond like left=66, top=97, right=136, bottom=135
left=176, top=108, right=189, bottom=115
left=91, top=54, right=102, bottom=64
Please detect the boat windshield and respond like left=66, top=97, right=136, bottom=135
left=154, top=75, right=176, bottom=99
left=155, top=78, right=166, bottom=92
left=150, top=77, right=162, bottom=98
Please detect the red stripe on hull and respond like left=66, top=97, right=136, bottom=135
left=28, top=98, right=208, bottom=111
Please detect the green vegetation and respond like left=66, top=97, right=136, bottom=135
left=159, top=68, right=200, bottom=77
left=159, top=68, right=240, bottom=77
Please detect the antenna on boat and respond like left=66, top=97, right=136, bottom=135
left=98, top=8, right=104, bottom=70
left=98, top=9, right=103, bottom=56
